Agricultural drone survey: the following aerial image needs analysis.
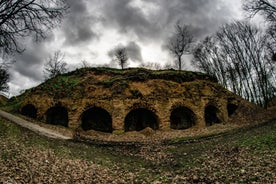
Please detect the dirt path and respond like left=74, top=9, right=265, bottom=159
left=0, top=110, right=72, bottom=140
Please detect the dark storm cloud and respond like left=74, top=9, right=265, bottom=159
left=100, top=0, right=158, bottom=39
left=107, top=41, right=143, bottom=63
left=126, top=41, right=143, bottom=62
left=62, top=0, right=99, bottom=46
left=100, top=0, right=236, bottom=40
left=163, top=0, right=235, bottom=37
left=12, top=49, right=45, bottom=82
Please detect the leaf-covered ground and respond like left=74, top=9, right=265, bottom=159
left=0, top=117, right=275, bottom=183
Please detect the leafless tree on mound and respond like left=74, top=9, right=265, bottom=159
left=44, top=50, right=68, bottom=79
left=0, top=0, right=68, bottom=55
left=167, top=22, right=194, bottom=71
left=113, top=46, right=129, bottom=70
left=81, top=60, right=90, bottom=68
left=140, top=62, right=162, bottom=70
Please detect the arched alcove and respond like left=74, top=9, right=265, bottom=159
left=204, top=105, right=221, bottom=126
left=124, top=108, right=159, bottom=132
left=21, top=104, right=37, bottom=119
left=227, top=103, right=238, bottom=117
left=170, top=106, right=196, bottom=129
left=46, top=106, right=68, bottom=127
left=81, top=107, right=112, bottom=133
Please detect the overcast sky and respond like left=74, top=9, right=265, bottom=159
left=7, top=0, right=246, bottom=97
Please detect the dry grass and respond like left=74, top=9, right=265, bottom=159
left=0, top=116, right=275, bottom=183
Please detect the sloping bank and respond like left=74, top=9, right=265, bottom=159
left=0, top=110, right=72, bottom=140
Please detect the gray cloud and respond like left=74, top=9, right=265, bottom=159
left=126, top=41, right=143, bottom=62
left=100, top=0, right=159, bottom=40
left=107, top=48, right=116, bottom=59
left=12, top=49, right=45, bottom=82
left=107, top=41, right=143, bottom=63
left=100, top=0, right=237, bottom=40
left=168, top=0, right=235, bottom=37
left=62, top=0, right=99, bottom=46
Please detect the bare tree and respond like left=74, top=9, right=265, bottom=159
left=243, top=0, right=276, bottom=23
left=112, top=46, right=128, bottom=70
left=167, top=22, right=194, bottom=70
left=193, top=21, right=275, bottom=108
left=0, top=64, right=9, bottom=92
left=243, top=0, right=276, bottom=63
left=265, top=26, right=276, bottom=64
left=0, top=58, right=15, bottom=92
left=0, top=0, right=68, bottom=55
left=193, top=36, right=229, bottom=89
left=81, top=60, right=90, bottom=68
left=140, top=62, right=162, bottom=70
left=44, top=50, right=68, bottom=79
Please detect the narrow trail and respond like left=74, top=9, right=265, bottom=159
left=0, top=110, right=72, bottom=140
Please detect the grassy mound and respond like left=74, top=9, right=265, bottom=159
left=20, top=67, right=217, bottom=96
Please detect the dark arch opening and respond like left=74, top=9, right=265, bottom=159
left=124, top=108, right=159, bottom=132
left=170, top=107, right=196, bottom=130
left=81, top=107, right=112, bottom=133
left=46, top=106, right=68, bottom=127
left=205, top=105, right=221, bottom=126
left=227, top=103, right=238, bottom=117
left=21, top=104, right=37, bottom=119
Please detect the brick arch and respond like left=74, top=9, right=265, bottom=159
left=204, top=103, right=222, bottom=126
left=45, top=105, right=68, bottom=127
left=21, top=104, right=37, bottom=119
left=127, top=102, right=158, bottom=113
left=80, top=106, right=112, bottom=133
left=124, top=103, right=159, bottom=132
left=170, top=105, right=196, bottom=130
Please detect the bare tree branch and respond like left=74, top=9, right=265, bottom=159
left=0, top=0, right=68, bottom=54
left=0, top=64, right=9, bottom=92
left=44, top=50, right=68, bottom=79
left=243, top=0, right=276, bottom=23
left=193, top=21, right=275, bottom=108
left=167, top=22, right=194, bottom=71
